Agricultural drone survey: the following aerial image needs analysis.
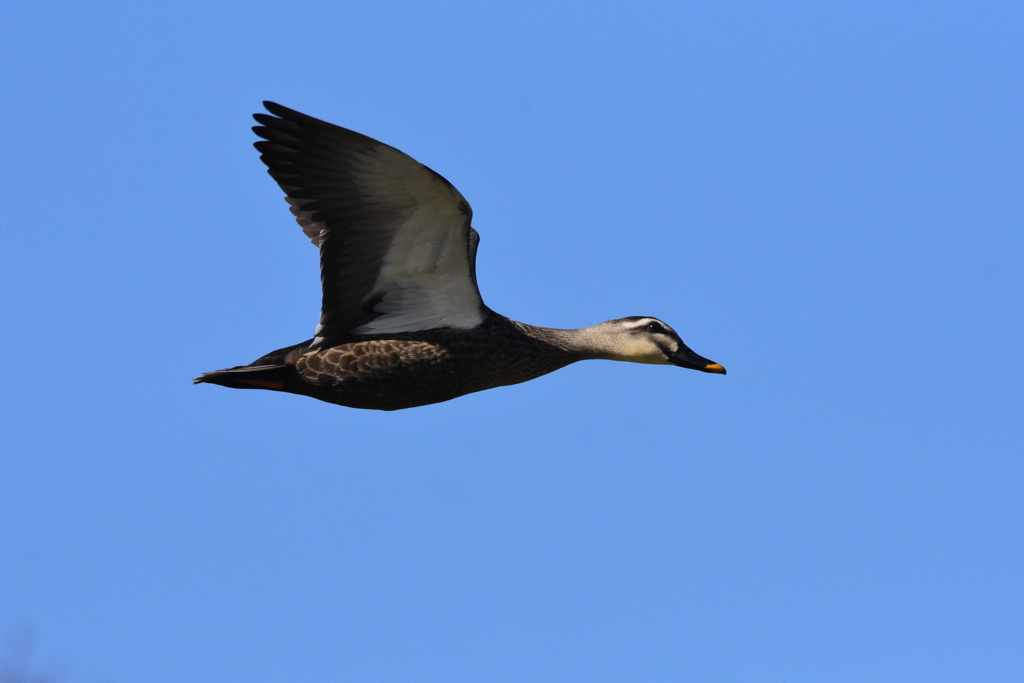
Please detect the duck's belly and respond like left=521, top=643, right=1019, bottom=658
left=309, top=369, right=492, bottom=410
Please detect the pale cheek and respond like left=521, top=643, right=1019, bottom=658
left=622, top=339, right=652, bottom=357
left=621, top=340, right=671, bottom=365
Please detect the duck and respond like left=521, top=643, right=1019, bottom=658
left=195, top=102, right=725, bottom=411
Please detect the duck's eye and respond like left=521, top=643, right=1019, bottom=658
left=647, top=322, right=661, bottom=333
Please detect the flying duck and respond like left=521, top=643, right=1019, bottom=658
left=195, top=102, right=725, bottom=411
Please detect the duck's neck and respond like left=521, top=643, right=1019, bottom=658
left=510, top=321, right=616, bottom=361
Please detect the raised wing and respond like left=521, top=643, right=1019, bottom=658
left=252, top=102, right=486, bottom=344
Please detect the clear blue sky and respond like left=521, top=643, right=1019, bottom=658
left=2, top=2, right=1022, bottom=681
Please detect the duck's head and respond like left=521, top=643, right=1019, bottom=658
left=592, top=316, right=726, bottom=374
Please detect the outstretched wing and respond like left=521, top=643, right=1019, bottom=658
left=253, top=102, right=486, bottom=344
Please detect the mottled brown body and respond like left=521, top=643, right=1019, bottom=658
left=201, top=314, right=581, bottom=411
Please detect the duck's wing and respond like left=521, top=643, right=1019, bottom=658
left=252, top=102, right=486, bottom=345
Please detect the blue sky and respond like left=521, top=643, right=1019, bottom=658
left=1, top=1, right=1022, bottom=681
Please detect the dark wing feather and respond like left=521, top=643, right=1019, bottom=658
left=253, top=102, right=485, bottom=343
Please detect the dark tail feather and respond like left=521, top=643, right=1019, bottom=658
left=193, top=364, right=292, bottom=391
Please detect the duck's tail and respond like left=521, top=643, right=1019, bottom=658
left=193, top=364, right=292, bottom=391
